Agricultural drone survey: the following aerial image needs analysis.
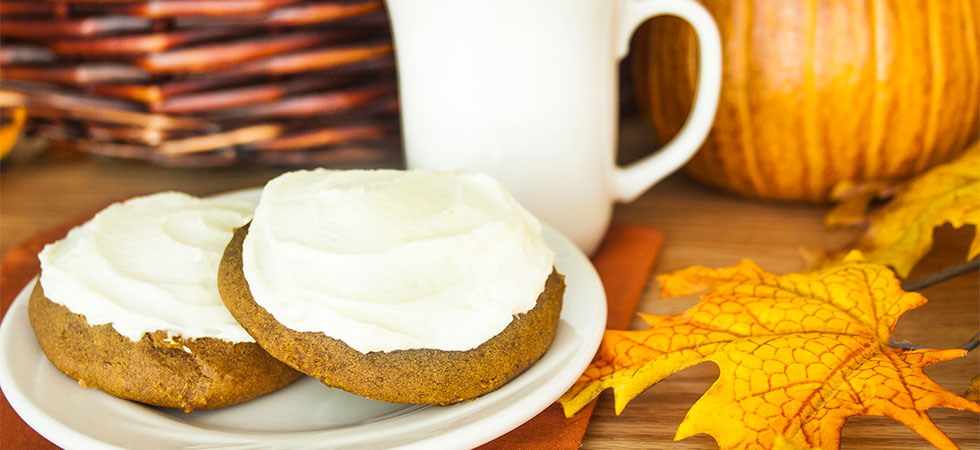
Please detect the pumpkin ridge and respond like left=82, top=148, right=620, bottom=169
left=695, top=4, right=725, bottom=189
left=884, top=4, right=922, bottom=177
left=917, top=0, right=943, bottom=173
left=704, top=1, right=733, bottom=191
left=865, top=0, right=885, bottom=181
left=952, top=0, right=980, bottom=159
left=735, top=0, right=762, bottom=197
left=802, top=0, right=821, bottom=200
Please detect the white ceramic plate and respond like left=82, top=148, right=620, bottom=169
left=0, top=188, right=606, bottom=450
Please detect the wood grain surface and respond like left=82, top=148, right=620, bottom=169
left=1, top=121, right=977, bottom=449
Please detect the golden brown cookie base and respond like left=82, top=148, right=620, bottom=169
left=28, top=282, right=303, bottom=413
left=219, top=223, right=564, bottom=405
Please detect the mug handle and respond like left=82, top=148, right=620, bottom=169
left=610, top=0, right=722, bottom=201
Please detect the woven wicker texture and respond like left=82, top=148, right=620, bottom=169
left=0, top=0, right=399, bottom=166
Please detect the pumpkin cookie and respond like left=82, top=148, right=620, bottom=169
left=219, top=169, right=564, bottom=404
left=30, top=192, right=302, bottom=413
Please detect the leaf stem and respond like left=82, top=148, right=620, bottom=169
left=889, top=337, right=930, bottom=351
left=891, top=258, right=980, bottom=352
left=959, top=332, right=980, bottom=352
left=901, top=256, right=980, bottom=292
left=890, top=332, right=980, bottom=353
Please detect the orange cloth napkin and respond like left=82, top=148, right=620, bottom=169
left=478, top=224, right=663, bottom=449
left=0, top=213, right=662, bottom=450
left=1, top=209, right=95, bottom=450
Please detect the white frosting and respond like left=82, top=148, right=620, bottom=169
left=242, top=169, right=556, bottom=353
left=38, top=192, right=256, bottom=343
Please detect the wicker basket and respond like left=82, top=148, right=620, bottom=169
left=0, top=0, right=399, bottom=167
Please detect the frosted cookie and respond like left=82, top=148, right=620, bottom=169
left=29, top=192, right=302, bottom=413
left=219, top=169, right=564, bottom=405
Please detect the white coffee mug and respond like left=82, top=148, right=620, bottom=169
left=387, top=0, right=721, bottom=254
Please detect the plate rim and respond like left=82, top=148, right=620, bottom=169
left=0, top=188, right=607, bottom=449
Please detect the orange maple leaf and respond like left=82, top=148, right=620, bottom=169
left=821, top=142, right=980, bottom=277
left=558, top=253, right=979, bottom=449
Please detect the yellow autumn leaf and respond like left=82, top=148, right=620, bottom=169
left=0, top=107, right=26, bottom=159
left=824, top=179, right=896, bottom=228
left=967, top=375, right=980, bottom=403
left=823, top=142, right=980, bottom=277
left=558, top=253, right=979, bottom=450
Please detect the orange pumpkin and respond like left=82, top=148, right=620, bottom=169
left=632, top=0, right=980, bottom=201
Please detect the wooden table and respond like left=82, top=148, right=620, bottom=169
left=1, top=139, right=977, bottom=449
